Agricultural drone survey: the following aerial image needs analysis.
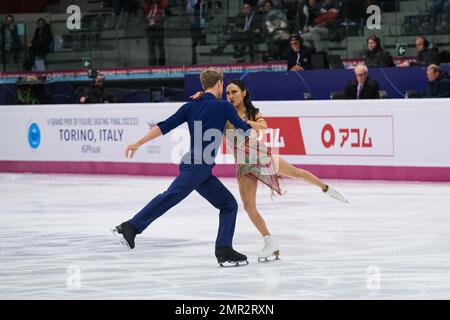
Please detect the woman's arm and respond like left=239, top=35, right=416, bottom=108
left=245, top=112, right=268, bottom=131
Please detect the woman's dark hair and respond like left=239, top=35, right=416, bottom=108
left=367, top=35, right=382, bottom=52
left=229, top=79, right=259, bottom=121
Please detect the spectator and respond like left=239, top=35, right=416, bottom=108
left=283, top=0, right=302, bottom=32
left=25, top=18, right=53, bottom=71
left=398, top=36, right=440, bottom=67
left=344, top=64, right=380, bottom=99
left=423, top=64, right=450, bottom=98
left=111, top=0, right=136, bottom=27
left=364, top=35, right=394, bottom=67
left=428, top=0, right=450, bottom=18
left=257, top=0, right=282, bottom=9
left=80, top=75, right=115, bottom=104
left=190, top=0, right=211, bottom=65
left=125, top=0, right=140, bottom=17
left=285, top=33, right=315, bottom=70
left=296, top=0, right=322, bottom=34
left=2, top=15, right=22, bottom=64
left=144, top=0, right=168, bottom=66
left=211, top=2, right=263, bottom=62
left=262, top=0, right=290, bottom=60
left=300, top=0, right=340, bottom=52
left=113, top=0, right=125, bottom=16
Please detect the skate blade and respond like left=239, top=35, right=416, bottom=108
left=331, top=196, right=350, bottom=204
left=110, top=228, right=131, bottom=251
left=219, top=260, right=249, bottom=267
left=258, top=250, right=280, bottom=263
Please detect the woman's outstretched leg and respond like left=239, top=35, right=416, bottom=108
left=275, top=156, right=327, bottom=190
left=275, top=155, right=349, bottom=203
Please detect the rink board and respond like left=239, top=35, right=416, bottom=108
left=1, top=99, right=450, bottom=181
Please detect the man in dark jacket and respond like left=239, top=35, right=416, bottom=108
left=344, top=64, right=380, bottom=99
left=113, top=69, right=251, bottom=266
left=2, top=15, right=22, bottom=64
left=25, top=18, right=53, bottom=70
left=398, top=36, right=440, bottom=67
left=285, top=33, right=315, bottom=71
left=211, top=1, right=263, bottom=62
left=190, top=0, right=211, bottom=64
left=423, top=64, right=450, bottom=98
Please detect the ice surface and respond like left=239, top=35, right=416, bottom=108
left=0, top=173, right=449, bottom=299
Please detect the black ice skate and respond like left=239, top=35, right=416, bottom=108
left=111, top=222, right=137, bottom=250
left=215, top=246, right=249, bottom=267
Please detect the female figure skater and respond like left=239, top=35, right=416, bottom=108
left=192, top=79, right=349, bottom=262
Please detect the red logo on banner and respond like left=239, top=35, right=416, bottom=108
left=265, top=117, right=306, bottom=155
left=321, top=124, right=373, bottom=149
left=221, top=117, right=306, bottom=155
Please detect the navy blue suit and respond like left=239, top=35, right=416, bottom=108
left=128, top=93, right=251, bottom=247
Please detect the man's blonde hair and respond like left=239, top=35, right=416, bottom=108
left=427, top=64, right=440, bottom=73
left=200, top=68, right=223, bottom=90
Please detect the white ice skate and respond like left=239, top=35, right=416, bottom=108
left=324, top=185, right=350, bottom=204
left=258, top=235, right=280, bottom=262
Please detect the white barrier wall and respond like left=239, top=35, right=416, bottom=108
left=1, top=99, right=450, bottom=181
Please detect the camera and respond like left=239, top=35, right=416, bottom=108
left=87, top=69, right=98, bottom=79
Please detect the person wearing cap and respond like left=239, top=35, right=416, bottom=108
left=284, top=34, right=315, bottom=71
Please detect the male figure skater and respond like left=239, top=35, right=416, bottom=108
left=112, top=69, right=252, bottom=266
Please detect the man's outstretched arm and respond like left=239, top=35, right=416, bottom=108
left=125, top=103, right=188, bottom=158
left=125, top=125, right=162, bottom=159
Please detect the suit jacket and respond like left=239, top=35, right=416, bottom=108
left=344, top=77, right=380, bottom=99
left=234, top=10, right=263, bottom=34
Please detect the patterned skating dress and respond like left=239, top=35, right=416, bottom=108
left=224, top=119, right=284, bottom=197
